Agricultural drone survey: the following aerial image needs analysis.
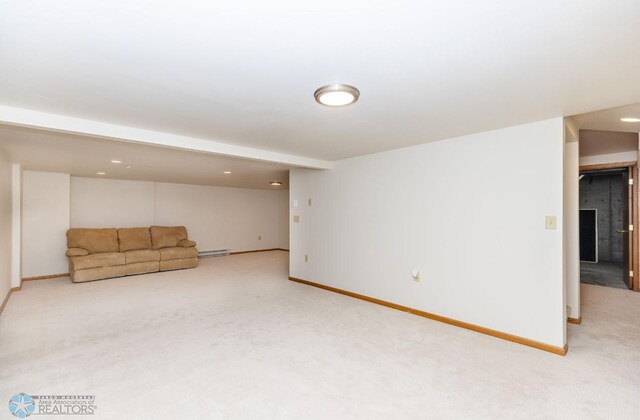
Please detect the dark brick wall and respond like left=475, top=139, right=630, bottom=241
left=579, top=173, right=625, bottom=263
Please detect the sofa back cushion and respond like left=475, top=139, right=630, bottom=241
left=67, top=228, right=119, bottom=254
left=118, top=227, right=152, bottom=252
left=150, top=226, right=188, bottom=249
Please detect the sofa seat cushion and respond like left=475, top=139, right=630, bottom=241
left=159, top=246, right=198, bottom=261
left=70, top=252, right=125, bottom=270
left=126, top=261, right=160, bottom=276
left=125, top=249, right=160, bottom=264
left=160, top=258, right=198, bottom=271
left=118, top=227, right=152, bottom=252
left=71, top=265, right=126, bottom=283
left=150, top=226, right=188, bottom=249
left=67, top=228, right=119, bottom=253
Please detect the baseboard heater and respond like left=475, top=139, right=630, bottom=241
left=198, top=249, right=230, bottom=258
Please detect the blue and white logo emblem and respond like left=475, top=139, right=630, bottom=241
left=8, top=393, right=35, bottom=418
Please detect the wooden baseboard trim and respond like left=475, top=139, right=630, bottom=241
left=22, top=273, right=69, bottom=282
left=288, top=276, right=568, bottom=356
left=0, top=289, right=10, bottom=317
left=1, top=273, right=67, bottom=317
left=230, top=248, right=289, bottom=255
left=0, top=286, right=21, bottom=317
left=567, top=316, right=582, bottom=325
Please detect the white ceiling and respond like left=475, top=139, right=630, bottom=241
left=1, top=1, right=639, bottom=162
left=0, top=125, right=290, bottom=190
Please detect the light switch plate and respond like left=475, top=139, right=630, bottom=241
left=545, top=216, right=557, bottom=230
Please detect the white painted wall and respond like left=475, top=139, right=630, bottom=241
left=0, top=151, right=13, bottom=301
left=22, top=171, right=70, bottom=277
left=11, top=164, right=21, bottom=288
left=69, top=177, right=288, bottom=253
left=579, top=151, right=638, bottom=166
left=564, top=118, right=580, bottom=320
left=290, top=118, right=566, bottom=348
left=71, top=178, right=155, bottom=228
left=154, top=182, right=281, bottom=252
left=278, top=190, right=290, bottom=250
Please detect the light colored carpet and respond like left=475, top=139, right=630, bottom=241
left=1, top=251, right=639, bottom=419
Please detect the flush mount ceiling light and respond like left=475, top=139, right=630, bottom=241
left=111, top=160, right=122, bottom=164
left=224, top=171, right=232, bottom=174
left=314, top=83, right=360, bottom=107
left=97, top=172, right=106, bottom=175
left=270, top=181, right=283, bottom=186
left=621, top=117, right=640, bottom=122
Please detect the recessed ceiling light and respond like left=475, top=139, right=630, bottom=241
left=621, top=117, right=640, bottom=122
left=224, top=171, right=232, bottom=174
left=111, top=160, right=122, bottom=164
left=97, top=172, right=106, bottom=175
left=314, top=83, right=360, bottom=107
left=270, top=181, right=283, bottom=186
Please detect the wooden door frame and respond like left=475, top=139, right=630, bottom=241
left=579, top=161, right=639, bottom=292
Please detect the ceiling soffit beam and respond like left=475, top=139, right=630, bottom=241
left=0, top=105, right=332, bottom=170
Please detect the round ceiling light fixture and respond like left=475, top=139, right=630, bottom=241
left=621, top=117, right=640, bottom=123
left=269, top=181, right=283, bottom=186
left=314, top=83, right=360, bottom=107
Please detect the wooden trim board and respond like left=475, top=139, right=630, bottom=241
left=22, top=273, right=68, bottom=282
left=567, top=316, right=582, bottom=325
left=0, top=286, right=21, bottom=317
left=633, top=164, right=639, bottom=292
left=289, top=276, right=568, bottom=356
left=0, top=288, right=11, bottom=317
left=1, top=273, right=68, bottom=318
left=230, top=248, right=289, bottom=255
left=579, top=161, right=637, bottom=172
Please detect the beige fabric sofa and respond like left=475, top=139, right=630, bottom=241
left=66, top=226, right=198, bottom=283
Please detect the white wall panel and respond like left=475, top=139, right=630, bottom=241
left=22, top=171, right=70, bottom=277
left=290, top=118, right=566, bottom=348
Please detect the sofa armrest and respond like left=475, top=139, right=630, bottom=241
left=66, top=248, right=89, bottom=257
left=178, top=239, right=196, bottom=248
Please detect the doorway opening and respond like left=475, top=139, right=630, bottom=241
left=579, top=162, right=638, bottom=290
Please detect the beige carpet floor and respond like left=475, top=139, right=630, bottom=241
left=1, top=251, right=639, bottom=419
